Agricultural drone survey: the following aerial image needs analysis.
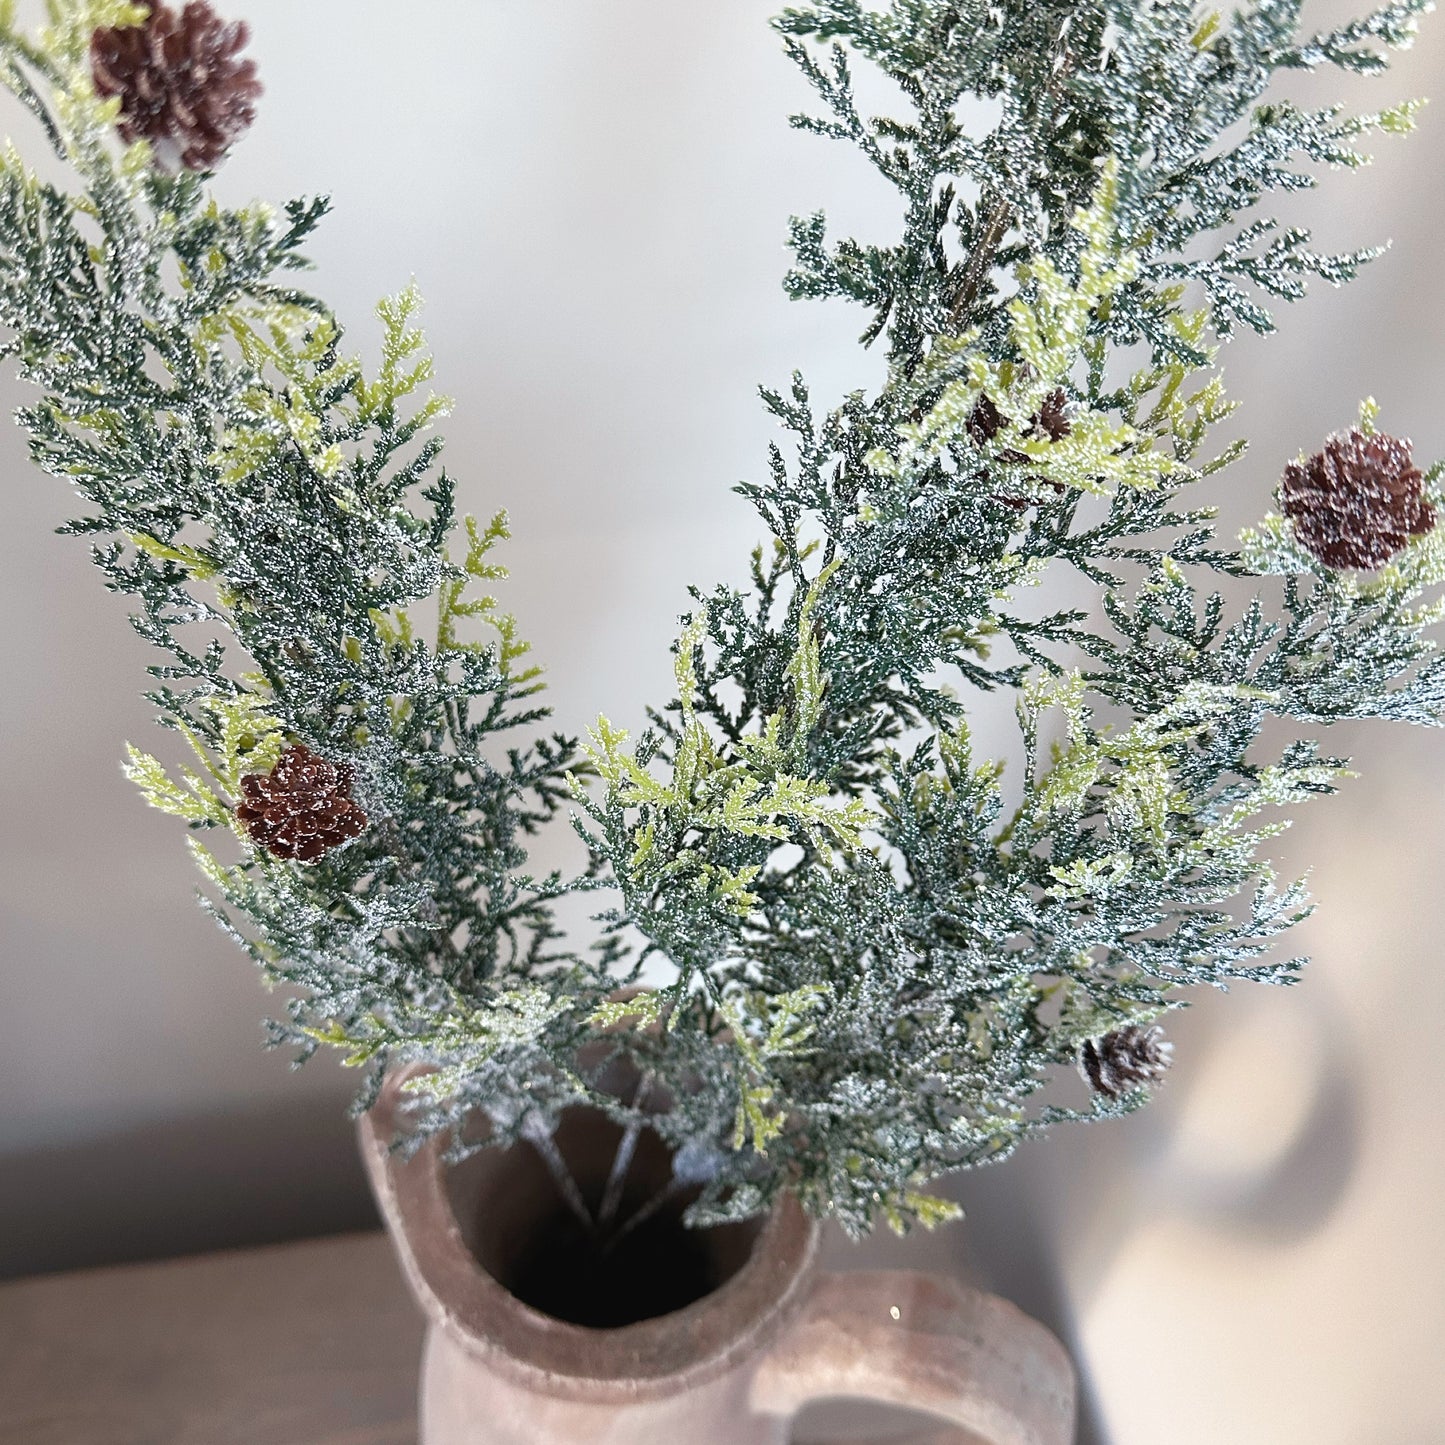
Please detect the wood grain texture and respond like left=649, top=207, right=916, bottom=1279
left=0, top=1232, right=422, bottom=1445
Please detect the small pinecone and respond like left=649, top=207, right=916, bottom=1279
left=1035, top=388, right=1072, bottom=442
left=1281, top=426, right=1435, bottom=570
left=90, top=3, right=261, bottom=171
left=1080, top=1025, right=1173, bottom=1100
left=967, top=393, right=1010, bottom=447
left=967, top=388, right=1071, bottom=449
left=236, top=744, right=367, bottom=862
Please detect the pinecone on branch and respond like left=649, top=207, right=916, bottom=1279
left=1281, top=426, right=1436, bottom=570
left=1080, top=1025, right=1173, bottom=1100
left=1035, top=388, right=1071, bottom=443
left=90, top=2, right=260, bottom=171
left=966, top=388, right=1072, bottom=449
left=969, top=389, right=1071, bottom=509
left=967, top=393, right=1011, bottom=448
left=236, top=744, right=367, bottom=862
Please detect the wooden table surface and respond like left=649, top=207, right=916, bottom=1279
left=0, top=1232, right=424, bottom=1445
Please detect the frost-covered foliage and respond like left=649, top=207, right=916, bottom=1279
left=576, top=0, right=1445, bottom=1233
left=0, top=0, right=585, bottom=1139
left=3, top=0, right=1442, bottom=1239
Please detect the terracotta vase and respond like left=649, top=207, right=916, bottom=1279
left=359, top=1073, right=1076, bottom=1445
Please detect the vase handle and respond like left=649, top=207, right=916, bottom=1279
left=750, top=1270, right=1075, bottom=1445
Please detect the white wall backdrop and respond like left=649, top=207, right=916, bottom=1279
left=2, top=3, right=1443, bottom=1442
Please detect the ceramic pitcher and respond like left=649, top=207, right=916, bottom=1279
left=359, top=1074, right=1076, bottom=1445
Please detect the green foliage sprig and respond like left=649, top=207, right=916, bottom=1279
left=571, top=0, right=1444, bottom=1233
left=2, top=0, right=1441, bottom=1238
left=0, top=0, right=593, bottom=1142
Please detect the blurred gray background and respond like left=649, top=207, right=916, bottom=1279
left=2, top=2, right=1443, bottom=1441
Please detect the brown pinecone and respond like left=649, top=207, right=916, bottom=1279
left=1080, top=1024, right=1173, bottom=1100
left=1281, top=426, right=1436, bottom=570
left=967, top=393, right=1010, bottom=448
left=236, top=744, right=367, bottom=862
left=969, top=389, right=1070, bottom=510
left=967, top=388, right=1071, bottom=449
left=1035, top=388, right=1072, bottom=442
left=90, top=2, right=261, bottom=171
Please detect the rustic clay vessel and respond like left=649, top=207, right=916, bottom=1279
left=359, top=1073, right=1076, bottom=1445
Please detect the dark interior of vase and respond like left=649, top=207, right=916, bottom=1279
left=444, top=1103, right=763, bottom=1330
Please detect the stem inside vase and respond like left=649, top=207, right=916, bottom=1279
left=444, top=1104, right=763, bottom=1330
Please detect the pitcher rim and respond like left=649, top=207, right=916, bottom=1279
left=359, top=1069, right=822, bottom=1402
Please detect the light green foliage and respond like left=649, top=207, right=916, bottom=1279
left=723, top=984, right=829, bottom=1152
left=358, top=283, right=449, bottom=427
left=588, top=992, right=666, bottom=1030
left=124, top=694, right=285, bottom=834
left=295, top=982, right=573, bottom=1095
left=437, top=511, right=540, bottom=685
left=206, top=307, right=358, bottom=482
left=128, top=530, right=218, bottom=579
left=883, top=1188, right=964, bottom=1236
left=578, top=594, right=868, bottom=918
left=124, top=746, right=229, bottom=828
left=876, top=160, right=1169, bottom=498
left=5, top=0, right=1444, bottom=1239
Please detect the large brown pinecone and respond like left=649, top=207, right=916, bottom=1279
left=236, top=744, right=367, bottom=862
left=90, top=2, right=261, bottom=171
left=1281, top=426, right=1436, bottom=570
left=1080, top=1025, right=1173, bottom=1100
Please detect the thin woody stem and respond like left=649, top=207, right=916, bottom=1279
left=947, top=195, right=1013, bottom=331
left=523, top=1123, right=594, bottom=1235
left=946, top=20, right=1077, bottom=335
left=598, top=1077, right=653, bottom=1231
left=602, top=1177, right=686, bottom=1257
